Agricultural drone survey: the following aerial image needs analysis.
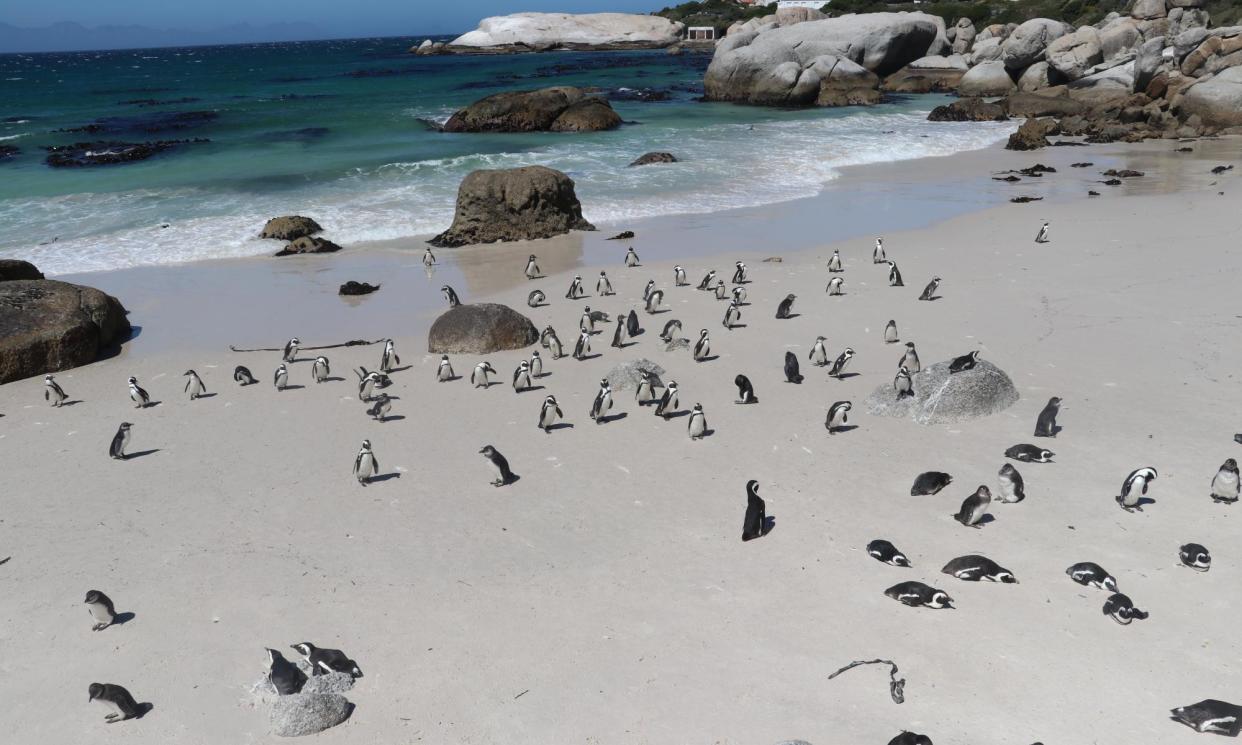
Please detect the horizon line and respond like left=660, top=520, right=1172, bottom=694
left=0, top=30, right=464, bottom=56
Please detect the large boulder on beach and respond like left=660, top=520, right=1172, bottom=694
left=270, top=693, right=351, bottom=737
left=449, top=12, right=684, bottom=51
left=1006, top=117, right=1055, bottom=150
left=1001, top=18, right=1070, bottom=70
left=1178, top=66, right=1242, bottom=127
left=442, top=87, right=621, bottom=133
left=0, top=278, right=130, bottom=384
left=1046, top=27, right=1103, bottom=80
left=957, top=60, right=1017, bottom=96
left=703, top=13, right=947, bottom=105
left=1067, top=60, right=1137, bottom=104
left=605, top=358, right=666, bottom=391
left=429, top=166, right=594, bottom=247
left=428, top=303, right=539, bottom=354
left=260, top=216, right=322, bottom=241
left=865, top=358, right=1019, bottom=425
left=0, top=259, right=43, bottom=282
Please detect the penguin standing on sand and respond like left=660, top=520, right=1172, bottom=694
left=997, top=463, right=1025, bottom=503
left=645, top=289, right=664, bottom=314
left=687, top=403, right=707, bottom=440
left=723, top=301, right=741, bottom=330
left=611, top=316, right=627, bottom=348
left=826, top=277, right=844, bottom=296
left=44, top=374, right=67, bottom=406
left=437, top=355, right=455, bottom=382
left=660, top=319, right=682, bottom=342
left=775, top=294, right=796, bottom=319
left=580, top=306, right=595, bottom=334
left=88, top=683, right=143, bottom=723
left=1066, top=562, right=1118, bottom=591
left=353, top=439, right=377, bottom=485
left=809, top=336, right=829, bottom=366
left=291, top=642, right=363, bottom=677
left=785, top=351, right=804, bottom=384
left=265, top=649, right=306, bottom=695
left=380, top=339, right=400, bottom=373
left=625, top=247, right=640, bottom=267
left=731, top=285, right=747, bottom=305
left=643, top=279, right=656, bottom=302
left=1103, top=593, right=1148, bottom=624
left=828, top=250, right=842, bottom=272
left=674, top=265, right=687, bottom=287
left=590, top=379, right=613, bottom=423
left=527, top=290, right=545, bottom=308
left=626, top=309, right=640, bottom=338
left=910, top=471, right=952, bottom=496
left=573, top=330, right=591, bottom=360
left=954, top=485, right=992, bottom=528
left=471, top=361, right=496, bottom=388
left=1211, top=458, right=1240, bottom=504
left=884, top=581, right=952, bottom=609
left=1034, top=396, right=1061, bottom=437
left=1035, top=221, right=1050, bottom=243
left=479, top=445, right=515, bottom=486
left=825, top=401, right=852, bottom=433
left=84, top=590, right=116, bottom=630
left=183, top=370, right=206, bottom=400
left=1117, top=466, right=1158, bottom=512
left=867, top=539, right=910, bottom=567
left=367, top=393, right=392, bottom=421
left=109, top=422, right=132, bottom=460
left=884, top=320, right=899, bottom=343
left=283, top=337, right=300, bottom=363
left=422, top=247, right=435, bottom=267
left=948, top=350, right=980, bottom=373
left=873, top=237, right=885, bottom=264
left=734, top=374, right=757, bottom=404
left=636, top=370, right=658, bottom=405
left=358, top=370, right=381, bottom=400
left=274, top=364, right=289, bottom=391
left=655, top=381, right=679, bottom=420
left=918, top=276, right=941, bottom=301
left=827, top=347, right=854, bottom=378
left=525, top=254, right=541, bottom=280
left=312, top=356, right=330, bottom=383
left=441, top=285, right=460, bottom=307
left=597, top=271, right=614, bottom=296
left=697, top=270, right=716, bottom=291
left=538, top=395, right=563, bottom=432
left=899, top=341, right=920, bottom=373
left=127, top=377, right=151, bottom=408
left=234, top=366, right=257, bottom=385
left=545, top=329, right=564, bottom=359
left=742, top=480, right=767, bottom=541
left=894, top=365, right=913, bottom=399
left=512, top=361, right=532, bottom=392
left=692, top=329, right=711, bottom=361
left=714, top=279, right=728, bottom=300
left=1171, top=700, right=1242, bottom=736
left=942, top=555, right=1017, bottom=583
left=1180, top=543, right=1211, bottom=571
left=565, top=275, right=584, bottom=300
left=887, top=261, right=903, bottom=287
left=731, top=261, right=747, bottom=284
left=528, top=350, right=543, bottom=378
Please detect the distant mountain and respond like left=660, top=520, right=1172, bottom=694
left=0, top=21, right=331, bottom=53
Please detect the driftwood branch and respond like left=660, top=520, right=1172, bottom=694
left=827, top=658, right=905, bottom=704
left=229, top=339, right=385, bottom=353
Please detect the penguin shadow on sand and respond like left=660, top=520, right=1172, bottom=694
left=122, top=448, right=161, bottom=460
left=695, top=354, right=720, bottom=363
left=544, top=421, right=574, bottom=432
left=362, top=471, right=401, bottom=485
left=384, top=365, right=413, bottom=374
left=516, top=385, right=547, bottom=394
left=828, top=424, right=859, bottom=434
left=192, top=392, right=219, bottom=400
left=597, top=411, right=628, bottom=424
left=830, top=372, right=860, bottom=380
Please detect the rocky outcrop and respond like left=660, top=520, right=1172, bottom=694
left=1178, top=65, right=1242, bottom=126
left=429, top=166, right=594, bottom=247
left=0, top=259, right=43, bottom=281
left=1002, top=92, right=1086, bottom=118
left=865, top=358, right=1019, bottom=425
left=449, top=13, right=684, bottom=52
left=812, top=56, right=882, bottom=106
left=0, top=277, right=130, bottom=384
left=703, top=13, right=947, bottom=106
left=412, top=39, right=449, bottom=55
left=951, top=18, right=977, bottom=55
left=1006, top=118, right=1056, bottom=150
left=274, top=236, right=342, bottom=257
left=442, top=88, right=621, bottom=133
left=927, top=98, right=1008, bottom=121
left=270, top=693, right=351, bottom=737
left=1017, top=61, right=1061, bottom=91
left=260, top=216, right=322, bottom=241
left=1067, top=60, right=1136, bottom=105
left=1046, top=27, right=1103, bottom=80
left=44, top=139, right=205, bottom=167
left=629, top=152, right=678, bottom=166
left=775, top=7, right=825, bottom=27
left=882, top=55, right=967, bottom=93
left=957, top=60, right=1017, bottom=96
left=1001, top=19, right=1071, bottom=70
left=427, top=303, right=539, bottom=354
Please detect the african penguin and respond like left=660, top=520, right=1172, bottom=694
left=479, top=445, right=515, bottom=486
left=884, top=319, right=899, bottom=344
left=636, top=370, right=659, bottom=405
left=380, top=339, right=400, bottom=373
left=437, top=355, right=455, bottom=382
left=44, top=374, right=67, bottom=406
left=626, top=310, right=640, bottom=337
left=274, top=364, right=289, bottom=391
left=784, top=351, right=804, bottom=384
left=643, top=279, right=655, bottom=301
left=1179, top=543, right=1211, bottom=572
left=948, top=350, right=980, bottom=373
left=528, top=350, right=543, bottom=378
left=1005, top=444, right=1054, bottom=463
left=655, top=381, right=679, bottom=420
left=827, top=347, right=854, bottom=378
left=826, top=276, right=844, bottom=296
left=84, top=590, right=117, bottom=630
left=899, top=342, right=920, bottom=373
left=291, top=642, right=363, bottom=677
left=565, top=275, right=584, bottom=300
left=742, top=480, right=767, bottom=541
left=809, top=336, right=829, bottom=366
left=538, top=395, right=563, bottom=432
left=775, top=294, right=796, bottom=319
left=265, top=648, right=306, bottom=695
left=660, top=319, right=682, bottom=343
left=312, top=356, right=330, bottom=383
left=88, top=683, right=144, bottom=723
left=441, top=285, right=460, bottom=307
left=1117, top=466, right=1157, bottom=512
left=127, top=377, right=151, bottom=408
left=731, top=261, right=746, bottom=284
left=422, top=247, right=435, bottom=267
left=687, top=403, right=707, bottom=440
left=597, top=271, right=613, bottom=296
left=1034, top=396, right=1061, bottom=437
left=1066, top=562, right=1118, bottom=592
left=887, top=261, right=903, bottom=287
left=953, top=486, right=992, bottom=528
left=731, top=286, right=746, bottom=305
left=827, top=250, right=842, bottom=273
left=893, top=365, right=913, bottom=399
left=527, top=289, right=545, bottom=308
left=109, top=422, right=131, bottom=460
left=524, top=254, right=541, bottom=280
left=579, top=306, right=595, bottom=334
left=1211, top=458, right=1240, bottom=504
left=674, top=265, right=687, bottom=286
left=997, top=464, right=1025, bottom=503
left=734, top=374, right=757, bottom=404
left=645, top=289, right=664, bottom=314
left=573, top=331, right=591, bottom=360
left=884, top=581, right=952, bottom=609
left=873, top=237, right=885, bottom=264
left=723, top=301, right=741, bottom=330
left=1102, top=592, right=1148, bottom=624
left=367, top=393, right=392, bottom=421
left=353, top=440, right=377, bottom=485
left=357, top=370, right=379, bottom=400
left=692, top=329, right=711, bottom=361
left=183, top=370, right=206, bottom=400
left=625, top=247, right=640, bottom=267
left=714, top=279, right=728, bottom=300
left=1035, top=221, right=1050, bottom=244
left=825, top=401, right=851, bottom=434
left=918, top=276, right=940, bottom=301
left=471, top=361, right=495, bottom=388
left=545, top=330, right=563, bottom=359
left=942, top=555, right=1017, bottom=583
left=910, top=471, right=952, bottom=496
left=590, top=379, right=613, bottom=423
left=697, top=270, right=716, bottom=291
left=867, top=539, right=911, bottom=567
left=234, top=366, right=257, bottom=385
left=1171, top=700, right=1242, bottom=736
left=282, top=337, right=300, bottom=363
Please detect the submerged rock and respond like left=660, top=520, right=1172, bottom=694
left=270, top=693, right=351, bottom=737
left=927, top=98, right=1007, bottom=121
left=442, top=87, right=621, bottom=133
left=428, top=303, right=540, bottom=354
left=43, top=139, right=206, bottom=167
left=629, top=152, right=678, bottom=166
left=430, top=165, right=594, bottom=247
left=0, top=278, right=130, bottom=384
left=275, top=236, right=342, bottom=256
left=866, top=358, right=1019, bottom=425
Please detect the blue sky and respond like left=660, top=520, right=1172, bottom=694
left=8, top=0, right=664, bottom=36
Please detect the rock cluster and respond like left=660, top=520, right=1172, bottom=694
left=442, top=87, right=621, bottom=133
left=258, top=215, right=344, bottom=257
left=444, top=13, right=684, bottom=53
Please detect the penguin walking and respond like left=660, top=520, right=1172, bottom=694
left=643, top=279, right=656, bottom=302
left=422, top=247, right=436, bottom=267
left=1171, top=700, right=1242, bottom=736
left=953, top=485, right=992, bottom=528
left=1005, top=444, right=1054, bottom=462
left=784, top=351, right=804, bottom=384
left=887, top=261, right=903, bottom=287
left=775, top=293, right=796, bottom=319
left=441, top=285, right=460, bottom=307
left=742, top=480, right=767, bottom=541
left=527, top=289, right=546, bottom=308
left=437, top=355, right=455, bottom=382
left=538, top=395, right=563, bottom=432
left=714, top=279, right=728, bottom=300
left=1066, top=562, right=1118, bottom=592
left=731, top=285, right=746, bottom=306
left=884, top=581, right=952, bottom=609
left=479, top=445, right=515, bottom=486
left=580, top=306, right=595, bottom=334
left=883, top=319, right=899, bottom=343
left=84, top=590, right=117, bottom=631
left=827, top=250, right=842, bottom=272
left=723, top=301, right=741, bottom=330
left=894, top=365, right=913, bottom=399
left=1179, top=543, right=1211, bottom=571
left=108, top=422, right=132, bottom=460
left=310, top=352, right=330, bottom=382
left=1102, top=592, right=1148, bottom=624
left=88, top=683, right=144, bottom=723
left=471, top=361, right=496, bottom=388
left=827, top=347, right=855, bottom=378
left=692, top=329, right=711, bottom=361
left=645, top=289, right=664, bottom=314
left=528, top=350, right=543, bottom=378
left=234, top=366, right=257, bottom=385
left=918, top=276, right=940, bottom=301
left=899, top=341, right=920, bottom=373
left=512, top=361, right=532, bottom=392
left=696, top=269, right=716, bottom=291
left=636, top=370, right=659, bottom=405
left=734, top=374, right=757, bottom=404
left=654, top=381, right=679, bottom=420
left=283, top=337, right=300, bottom=363
left=546, top=330, right=564, bottom=360
left=1035, top=221, right=1050, bottom=244
left=590, top=379, right=613, bottom=423
left=674, top=265, right=687, bottom=287
left=565, top=275, right=584, bottom=300
left=265, top=649, right=306, bottom=695
left=353, top=440, right=378, bottom=485
left=948, top=350, right=980, bottom=373
left=367, top=393, right=392, bottom=421
left=1034, top=396, right=1061, bottom=437
left=809, top=336, right=829, bottom=366
left=687, top=403, right=708, bottom=440
left=659, top=318, right=682, bottom=343
left=357, top=370, right=379, bottom=399
left=625, top=247, right=640, bottom=267
left=573, top=331, right=592, bottom=360
left=596, top=271, right=614, bottom=296
left=873, top=237, right=885, bottom=264
left=825, top=400, right=852, bottom=433
left=183, top=370, right=206, bottom=400
left=44, top=374, right=68, bottom=406
left=291, top=642, right=363, bottom=677
left=731, top=261, right=747, bottom=284
left=1211, top=458, right=1240, bottom=504
left=996, top=463, right=1025, bottom=503
left=127, top=377, right=151, bottom=408
left=1117, top=466, right=1158, bottom=512
left=910, top=471, right=952, bottom=496
left=866, top=539, right=911, bottom=567
left=626, top=310, right=640, bottom=338
left=524, top=254, right=541, bottom=280
left=942, top=555, right=1017, bottom=583
left=826, top=277, right=844, bottom=296
left=380, top=339, right=400, bottom=373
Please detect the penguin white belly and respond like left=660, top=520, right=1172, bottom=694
left=88, top=602, right=113, bottom=624
left=689, top=416, right=706, bottom=438
left=358, top=457, right=375, bottom=480
left=97, top=698, right=125, bottom=717
left=1213, top=472, right=1239, bottom=497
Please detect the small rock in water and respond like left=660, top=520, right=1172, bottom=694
left=338, top=281, right=380, bottom=296
left=1212, top=165, right=1234, bottom=174
left=1176, top=147, right=1193, bottom=152
left=993, top=175, right=1021, bottom=182
left=1019, top=164, right=1055, bottom=175
left=1102, top=168, right=1143, bottom=178
left=1088, top=190, right=1100, bottom=196
left=628, top=152, right=678, bottom=167
left=1070, top=162, right=1093, bottom=167
left=1010, top=196, right=1042, bottom=203
left=1101, top=178, right=1122, bottom=186
left=276, top=236, right=342, bottom=257
left=606, top=230, right=635, bottom=240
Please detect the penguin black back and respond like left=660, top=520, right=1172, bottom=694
left=233, top=365, right=257, bottom=385
left=734, top=374, right=757, bottom=404
left=784, top=351, right=803, bottom=384
left=910, top=471, right=952, bottom=496
left=626, top=310, right=640, bottom=337
left=742, top=480, right=767, bottom=541
left=1034, top=396, right=1062, bottom=437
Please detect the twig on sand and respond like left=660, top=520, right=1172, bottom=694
left=827, top=658, right=906, bottom=704
left=229, top=339, right=385, bottom=353
left=514, top=689, right=529, bottom=700
left=0, top=556, right=10, bottom=566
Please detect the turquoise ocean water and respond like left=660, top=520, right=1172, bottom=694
left=0, top=37, right=1014, bottom=274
